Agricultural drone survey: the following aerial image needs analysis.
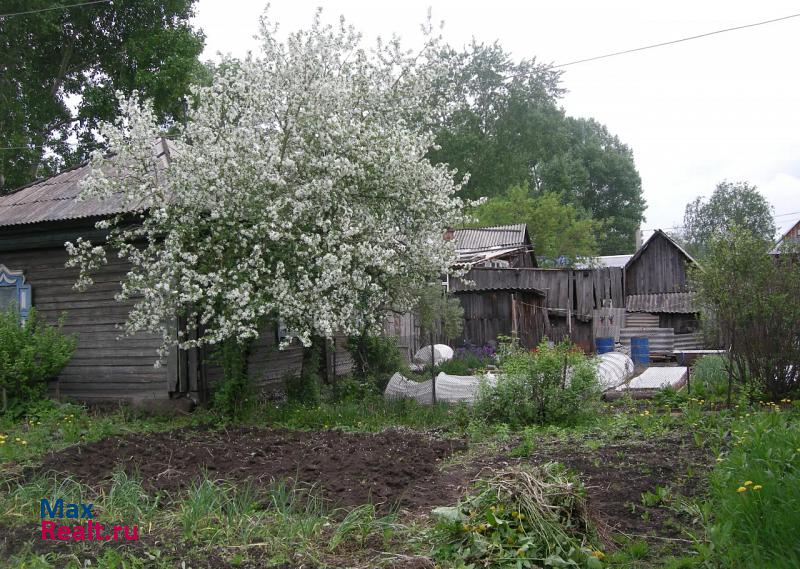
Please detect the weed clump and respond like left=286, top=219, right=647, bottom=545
left=433, top=463, right=603, bottom=568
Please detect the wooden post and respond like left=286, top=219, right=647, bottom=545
left=567, top=272, right=573, bottom=339
left=430, top=332, right=437, bottom=404
left=511, top=293, right=518, bottom=339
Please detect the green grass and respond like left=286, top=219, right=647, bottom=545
left=706, top=411, right=800, bottom=569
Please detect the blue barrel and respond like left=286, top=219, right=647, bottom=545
left=595, top=337, right=614, bottom=354
left=631, top=336, right=650, bottom=364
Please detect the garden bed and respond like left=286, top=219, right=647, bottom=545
left=35, top=427, right=467, bottom=510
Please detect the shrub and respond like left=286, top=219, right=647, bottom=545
left=694, top=227, right=800, bottom=401
left=474, top=340, right=600, bottom=427
left=433, top=464, right=603, bottom=568
left=347, top=334, right=404, bottom=391
left=0, top=308, right=76, bottom=414
left=707, top=412, right=800, bottom=569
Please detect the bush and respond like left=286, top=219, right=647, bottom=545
left=707, top=412, right=800, bottom=569
left=347, top=334, right=404, bottom=391
left=474, top=340, right=600, bottom=427
left=0, top=308, right=76, bottom=414
left=694, top=228, right=800, bottom=401
left=328, top=376, right=377, bottom=403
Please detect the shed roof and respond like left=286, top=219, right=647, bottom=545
left=575, top=254, right=633, bottom=269
left=449, top=267, right=545, bottom=295
left=454, top=224, right=528, bottom=252
left=0, top=138, right=173, bottom=228
left=626, top=292, right=697, bottom=314
left=625, top=229, right=699, bottom=270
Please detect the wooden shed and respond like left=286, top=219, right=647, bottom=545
left=0, top=141, right=352, bottom=403
left=624, top=230, right=701, bottom=334
left=449, top=268, right=548, bottom=349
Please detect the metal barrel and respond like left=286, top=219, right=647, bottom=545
left=631, top=336, right=650, bottom=364
left=595, top=337, right=615, bottom=354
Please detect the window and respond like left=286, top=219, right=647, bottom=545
left=0, top=265, right=32, bottom=322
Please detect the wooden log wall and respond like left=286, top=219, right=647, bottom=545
left=0, top=246, right=170, bottom=401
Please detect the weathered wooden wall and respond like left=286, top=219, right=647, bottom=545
left=205, top=329, right=355, bottom=397
left=625, top=232, right=691, bottom=296
left=0, top=246, right=170, bottom=400
left=455, top=291, right=547, bottom=349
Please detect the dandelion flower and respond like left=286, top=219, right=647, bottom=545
left=592, top=551, right=606, bottom=560
left=744, top=481, right=753, bottom=486
left=752, top=485, right=762, bottom=491
left=736, top=486, right=747, bottom=493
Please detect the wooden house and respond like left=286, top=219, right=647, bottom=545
left=0, top=140, right=352, bottom=403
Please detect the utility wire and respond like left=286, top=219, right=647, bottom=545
left=0, top=0, right=111, bottom=19
left=536, top=12, right=800, bottom=70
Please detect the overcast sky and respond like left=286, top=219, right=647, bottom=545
left=193, top=0, right=800, bottom=244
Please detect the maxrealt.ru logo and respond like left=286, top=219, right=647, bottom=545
left=40, top=499, right=138, bottom=541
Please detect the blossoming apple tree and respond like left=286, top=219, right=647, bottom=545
left=66, top=13, right=466, bottom=363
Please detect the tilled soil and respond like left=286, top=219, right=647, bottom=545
left=35, top=427, right=467, bottom=510
left=527, top=433, right=710, bottom=542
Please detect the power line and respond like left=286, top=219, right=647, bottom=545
left=642, top=210, right=800, bottom=232
left=538, top=12, right=800, bottom=70
left=0, top=0, right=111, bottom=19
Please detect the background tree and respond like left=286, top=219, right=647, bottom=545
left=67, top=13, right=465, bottom=366
left=0, top=0, right=205, bottom=191
left=430, top=42, right=644, bottom=254
left=681, top=181, right=776, bottom=258
left=693, top=227, right=800, bottom=403
left=470, top=185, right=601, bottom=265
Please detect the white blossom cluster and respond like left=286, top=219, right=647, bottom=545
left=67, top=11, right=467, bottom=358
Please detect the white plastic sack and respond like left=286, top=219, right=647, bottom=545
left=412, top=344, right=454, bottom=366
left=596, top=352, right=635, bottom=391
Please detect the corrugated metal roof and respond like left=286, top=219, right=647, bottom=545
left=575, top=254, right=633, bottom=269
left=450, top=268, right=544, bottom=295
left=0, top=138, right=173, bottom=228
left=626, top=292, right=697, bottom=314
left=454, top=224, right=528, bottom=252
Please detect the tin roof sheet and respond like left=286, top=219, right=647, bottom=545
left=625, top=292, right=697, bottom=314
left=0, top=138, right=173, bottom=228
left=450, top=267, right=545, bottom=294
left=453, top=224, right=528, bottom=252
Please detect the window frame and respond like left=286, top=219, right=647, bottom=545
left=0, top=264, right=32, bottom=322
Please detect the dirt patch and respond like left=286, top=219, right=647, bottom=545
left=521, top=433, right=711, bottom=546
left=35, top=427, right=466, bottom=510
